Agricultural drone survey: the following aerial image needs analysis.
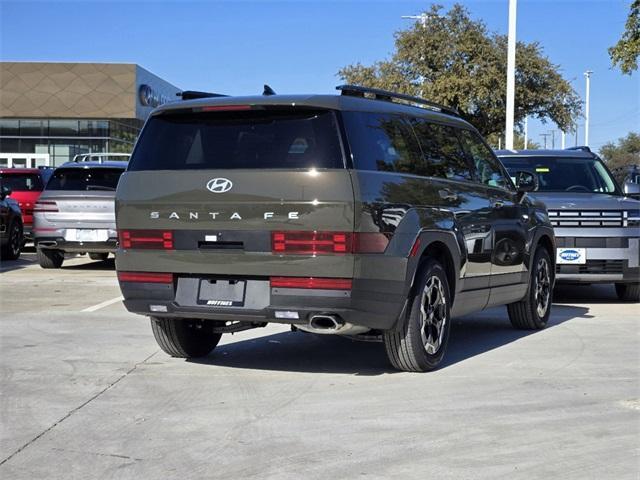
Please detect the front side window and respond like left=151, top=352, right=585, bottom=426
left=46, top=168, right=124, bottom=191
left=410, top=120, right=473, bottom=181
left=500, top=156, right=619, bottom=194
left=458, top=129, right=512, bottom=189
left=342, top=112, right=423, bottom=174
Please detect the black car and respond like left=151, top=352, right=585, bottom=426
left=0, top=183, right=24, bottom=261
left=115, top=85, right=556, bottom=372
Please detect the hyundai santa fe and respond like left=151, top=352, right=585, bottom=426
left=497, top=148, right=640, bottom=302
left=115, top=85, right=555, bottom=372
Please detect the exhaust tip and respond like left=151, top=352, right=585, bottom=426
left=309, top=314, right=343, bottom=331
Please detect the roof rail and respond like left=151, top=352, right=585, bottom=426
left=565, top=146, right=592, bottom=153
left=177, top=90, right=229, bottom=100
left=336, top=84, right=460, bottom=117
left=72, top=153, right=131, bottom=163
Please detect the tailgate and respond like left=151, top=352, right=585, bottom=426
left=115, top=169, right=356, bottom=277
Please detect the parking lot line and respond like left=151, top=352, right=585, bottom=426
left=81, top=296, right=123, bottom=312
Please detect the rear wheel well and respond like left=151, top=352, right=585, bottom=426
left=418, top=240, right=456, bottom=304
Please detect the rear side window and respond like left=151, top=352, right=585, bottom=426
left=129, top=109, right=344, bottom=171
left=46, top=168, right=124, bottom=191
left=410, top=120, right=473, bottom=181
left=342, top=112, right=423, bottom=174
left=0, top=173, right=43, bottom=191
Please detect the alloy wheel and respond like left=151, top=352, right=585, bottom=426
left=419, top=275, right=448, bottom=355
left=535, top=257, right=551, bottom=318
left=10, top=224, right=21, bottom=256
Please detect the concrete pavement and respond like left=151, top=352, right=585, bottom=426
left=1, top=252, right=638, bottom=479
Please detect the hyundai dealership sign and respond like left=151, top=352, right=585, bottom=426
left=138, top=84, right=173, bottom=108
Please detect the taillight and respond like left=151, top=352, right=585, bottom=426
left=34, top=200, right=58, bottom=212
left=270, top=277, right=352, bottom=290
left=272, top=231, right=351, bottom=254
left=271, top=231, right=389, bottom=254
left=118, top=272, right=174, bottom=283
left=119, top=230, right=173, bottom=249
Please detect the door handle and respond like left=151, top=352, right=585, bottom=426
left=438, top=189, right=458, bottom=201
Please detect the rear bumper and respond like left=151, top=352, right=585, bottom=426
left=36, top=236, right=117, bottom=253
left=119, top=275, right=407, bottom=331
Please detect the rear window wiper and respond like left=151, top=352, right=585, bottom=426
left=86, top=185, right=116, bottom=191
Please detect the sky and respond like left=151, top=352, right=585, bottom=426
left=1, top=0, right=638, bottom=152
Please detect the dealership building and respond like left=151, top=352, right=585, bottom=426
left=0, top=62, right=180, bottom=167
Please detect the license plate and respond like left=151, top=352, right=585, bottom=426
left=556, top=247, right=586, bottom=264
left=197, top=279, right=246, bottom=307
left=65, top=229, right=108, bottom=242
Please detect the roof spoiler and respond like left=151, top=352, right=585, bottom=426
left=177, top=90, right=229, bottom=100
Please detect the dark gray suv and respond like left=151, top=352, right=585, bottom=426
left=115, top=85, right=555, bottom=372
left=498, top=148, right=640, bottom=302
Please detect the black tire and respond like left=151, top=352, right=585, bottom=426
left=37, top=248, right=64, bottom=269
left=384, top=258, right=451, bottom=372
left=150, top=317, right=222, bottom=358
left=89, top=253, right=109, bottom=261
left=615, top=283, right=640, bottom=302
left=508, top=247, right=553, bottom=329
left=1, top=221, right=23, bottom=261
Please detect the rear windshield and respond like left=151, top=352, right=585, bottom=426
left=0, top=173, right=43, bottom=192
left=500, top=156, right=619, bottom=194
left=46, top=168, right=124, bottom=191
left=129, top=109, right=344, bottom=171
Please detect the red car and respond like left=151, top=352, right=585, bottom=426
left=0, top=168, right=53, bottom=240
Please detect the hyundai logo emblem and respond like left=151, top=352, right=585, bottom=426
left=206, top=177, right=233, bottom=193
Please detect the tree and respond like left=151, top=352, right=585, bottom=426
left=609, top=0, right=640, bottom=75
left=486, top=133, right=539, bottom=150
left=338, top=4, right=582, bottom=139
left=599, top=132, right=640, bottom=172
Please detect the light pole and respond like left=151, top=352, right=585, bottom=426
left=561, top=130, right=566, bottom=149
left=523, top=116, right=528, bottom=149
left=584, top=70, right=593, bottom=147
left=505, top=0, right=517, bottom=150
left=401, top=13, right=429, bottom=27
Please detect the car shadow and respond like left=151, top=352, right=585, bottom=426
left=61, top=258, right=116, bottom=271
left=0, top=255, right=37, bottom=273
left=188, top=304, right=591, bottom=376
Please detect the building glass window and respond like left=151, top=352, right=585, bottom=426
left=49, top=120, right=79, bottom=136
left=20, top=120, right=47, bottom=136
left=0, top=119, right=19, bottom=136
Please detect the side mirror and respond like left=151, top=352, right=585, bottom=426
left=623, top=181, right=640, bottom=196
left=515, top=170, right=538, bottom=193
left=0, top=185, right=11, bottom=201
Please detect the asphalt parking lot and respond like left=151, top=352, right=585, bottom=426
left=0, top=251, right=638, bottom=479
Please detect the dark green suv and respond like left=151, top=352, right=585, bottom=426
left=115, top=85, right=555, bottom=372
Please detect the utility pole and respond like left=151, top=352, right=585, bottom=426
left=523, top=116, right=528, bottom=149
left=540, top=133, right=551, bottom=149
left=550, top=130, right=556, bottom=149
left=561, top=131, right=566, bottom=149
left=505, top=0, right=517, bottom=149
left=584, top=70, right=593, bottom=147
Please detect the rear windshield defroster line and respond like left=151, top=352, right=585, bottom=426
left=128, top=109, right=345, bottom=171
